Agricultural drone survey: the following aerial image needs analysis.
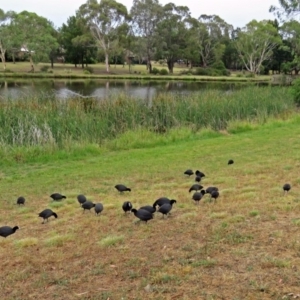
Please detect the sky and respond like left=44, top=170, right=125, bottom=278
left=1, top=0, right=279, bottom=28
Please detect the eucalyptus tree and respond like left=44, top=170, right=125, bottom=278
left=185, top=15, right=232, bottom=68
left=155, top=3, right=190, bottom=73
left=279, top=20, right=300, bottom=73
left=0, top=9, right=15, bottom=70
left=270, top=0, right=300, bottom=20
left=234, top=20, right=282, bottom=75
left=10, top=11, right=58, bottom=71
left=60, top=15, right=96, bottom=68
left=78, top=0, right=129, bottom=73
left=130, top=0, right=163, bottom=72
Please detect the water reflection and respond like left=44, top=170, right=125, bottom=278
left=0, top=79, right=265, bottom=100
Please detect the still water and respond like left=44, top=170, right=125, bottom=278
left=0, top=79, right=264, bottom=100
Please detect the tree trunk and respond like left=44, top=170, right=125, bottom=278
left=29, top=55, right=34, bottom=72
left=167, top=60, right=174, bottom=74
left=81, top=54, right=84, bottom=68
left=51, top=57, right=54, bottom=69
left=0, top=55, right=6, bottom=70
left=105, top=52, right=110, bottom=73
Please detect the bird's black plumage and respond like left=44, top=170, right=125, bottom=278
left=94, top=203, right=104, bottom=215
left=122, top=201, right=133, bottom=213
left=131, top=208, right=153, bottom=223
left=157, top=200, right=177, bottom=217
left=0, top=226, right=19, bottom=238
left=206, top=186, right=219, bottom=195
left=189, top=184, right=203, bottom=193
left=38, top=209, right=58, bottom=223
left=211, top=190, right=220, bottom=202
left=77, top=194, right=87, bottom=206
left=195, top=176, right=202, bottom=183
left=228, top=159, right=234, bottom=165
left=184, top=169, right=194, bottom=176
left=195, top=170, right=206, bottom=178
left=140, top=205, right=156, bottom=214
left=82, top=201, right=96, bottom=212
left=153, top=197, right=177, bottom=208
left=17, top=196, right=25, bottom=205
left=192, top=190, right=206, bottom=204
left=283, top=183, right=291, bottom=194
left=50, top=193, right=66, bottom=201
left=115, top=184, right=131, bottom=193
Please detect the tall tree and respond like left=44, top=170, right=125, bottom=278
left=186, top=15, right=233, bottom=68
left=10, top=11, right=58, bottom=72
left=270, top=0, right=300, bottom=20
left=279, top=20, right=300, bottom=74
left=78, top=0, right=128, bottom=73
left=130, top=0, right=163, bottom=73
left=155, top=3, right=190, bottom=73
left=60, top=15, right=96, bottom=68
left=234, top=20, right=282, bottom=74
left=0, top=9, right=15, bottom=70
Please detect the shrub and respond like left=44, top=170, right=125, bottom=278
left=40, top=66, right=50, bottom=72
left=83, top=70, right=91, bottom=75
left=151, top=67, right=159, bottom=75
left=159, top=68, right=168, bottom=75
left=290, top=77, right=300, bottom=105
left=84, top=66, right=94, bottom=74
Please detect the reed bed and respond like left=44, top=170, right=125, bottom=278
left=0, top=86, right=294, bottom=149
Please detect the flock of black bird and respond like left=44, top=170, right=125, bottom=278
left=0, top=159, right=293, bottom=238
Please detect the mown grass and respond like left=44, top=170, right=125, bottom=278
left=1, top=116, right=300, bottom=299
left=0, top=86, right=294, bottom=165
left=0, top=62, right=271, bottom=82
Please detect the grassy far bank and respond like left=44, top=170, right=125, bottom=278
left=1, top=117, right=300, bottom=299
left=0, top=61, right=271, bottom=82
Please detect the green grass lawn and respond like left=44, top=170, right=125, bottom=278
left=0, top=61, right=271, bottom=82
left=1, top=117, right=300, bottom=299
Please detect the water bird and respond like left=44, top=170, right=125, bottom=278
left=82, top=201, right=96, bottom=212
left=192, top=190, right=206, bottom=204
left=77, top=194, right=87, bottom=206
left=17, top=196, right=25, bottom=205
left=131, top=208, right=153, bottom=223
left=211, top=190, right=220, bottom=202
left=157, top=200, right=177, bottom=217
left=0, top=226, right=19, bottom=238
left=195, top=176, right=202, bottom=183
left=122, top=201, right=132, bottom=213
left=115, top=184, right=131, bottom=193
left=206, top=186, right=219, bottom=195
left=195, top=170, right=205, bottom=178
left=153, top=197, right=176, bottom=208
left=283, top=183, right=291, bottom=194
left=140, top=205, right=156, bottom=214
left=184, top=169, right=194, bottom=176
left=228, top=159, right=234, bottom=165
left=38, top=209, right=58, bottom=224
left=94, top=203, right=104, bottom=215
left=189, top=184, right=203, bottom=193
left=50, top=193, right=66, bottom=201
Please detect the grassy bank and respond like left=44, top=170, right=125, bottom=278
left=1, top=117, right=300, bottom=299
left=0, top=87, right=294, bottom=161
left=0, top=62, right=271, bottom=82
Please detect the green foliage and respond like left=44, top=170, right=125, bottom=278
left=84, top=66, right=94, bottom=74
left=151, top=67, right=159, bottom=74
left=0, top=87, right=293, bottom=156
left=40, top=66, right=50, bottom=73
left=192, top=66, right=230, bottom=76
left=290, top=78, right=300, bottom=105
left=159, top=68, right=168, bottom=75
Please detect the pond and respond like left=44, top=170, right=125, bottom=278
left=0, top=79, right=267, bottom=100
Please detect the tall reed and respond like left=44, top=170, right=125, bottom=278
left=0, top=86, right=294, bottom=149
